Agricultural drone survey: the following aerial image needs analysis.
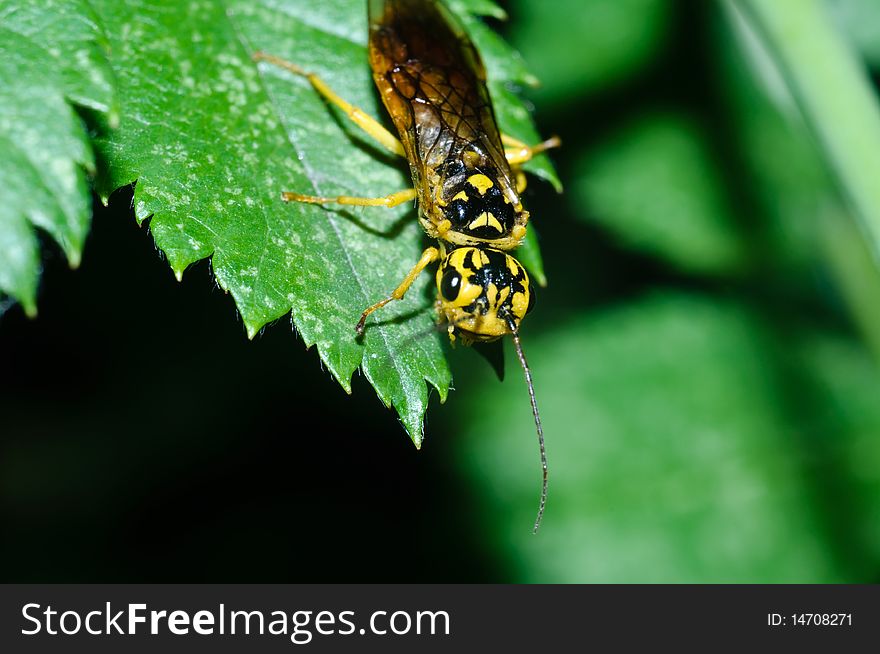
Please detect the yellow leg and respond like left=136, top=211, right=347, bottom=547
left=282, top=188, right=417, bottom=208
left=253, top=51, right=405, bottom=158
left=356, top=246, right=440, bottom=335
left=502, top=133, right=562, bottom=165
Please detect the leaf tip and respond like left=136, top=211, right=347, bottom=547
left=402, top=414, right=425, bottom=449
left=523, top=72, right=541, bottom=88
left=533, top=161, right=564, bottom=194
left=534, top=270, right=548, bottom=288
left=487, top=5, right=508, bottom=21
left=68, top=250, right=83, bottom=270
left=108, top=107, right=121, bottom=131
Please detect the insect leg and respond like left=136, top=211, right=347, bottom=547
left=502, top=133, right=562, bottom=165
left=253, top=51, right=405, bottom=158
left=281, top=188, right=417, bottom=208
left=356, top=246, right=440, bottom=335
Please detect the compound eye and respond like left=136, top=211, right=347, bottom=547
left=440, top=268, right=462, bottom=302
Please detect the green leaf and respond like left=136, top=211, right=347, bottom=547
left=574, top=114, right=748, bottom=275
left=715, top=4, right=831, bottom=271
left=456, top=293, right=841, bottom=582
left=0, top=0, right=116, bottom=315
left=827, top=0, right=880, bottom=69
left=821, top=207, right=880, bottom=361
left=508, top=0, right=671, bottom=104
left=514, top=226, right=546, bottom=287
left=450, top=0, right=561, bottom=191
left=90, top=0, right=555, bottom=444
left=792, top=332, right=880, bottom=574
left=489, top=83, right=561, bottom=192
left=733, top=0, right=880, bottom=267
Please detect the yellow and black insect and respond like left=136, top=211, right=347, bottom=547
left=254, top=0, right=558, bottom=532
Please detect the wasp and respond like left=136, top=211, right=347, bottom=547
left=254, top=0, right=559, bottom=532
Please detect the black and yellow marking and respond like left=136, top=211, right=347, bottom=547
left=467, top=173, right=494, bottom=194
left=255, top=0, right=559, bottom=533
left=436, top=246, right=533, bottom=343
left=437, top=161, right=519, bottom=243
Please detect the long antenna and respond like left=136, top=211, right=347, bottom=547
left=506, top=316, right=548, bottom=533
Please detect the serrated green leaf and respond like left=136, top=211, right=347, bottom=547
left=0, top=0, right=116, bottom=315
left=488, top=83, right=561, bottom=192
left=0, top=0, right=117, bottom=119
left=90, top=0, right=555, bottom=444
left=0, top=135, right=41, bottom=312
left=442, top=0, right=562, bottom=191
left=457, top=294, right=840, bottom=582
left=451, top=0, right=530, bottom=84
left=575, top=114, right=748, bottom=275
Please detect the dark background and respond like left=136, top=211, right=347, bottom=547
left=3, top=0, right=880, bottom=582
left=1, top=184, right=504, bottom=581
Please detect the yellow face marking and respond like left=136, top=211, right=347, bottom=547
left=485, top=283, right=498, bottom=308
left=436, top=248, right=530, bottom=341
left=512, top=290, right=528, bottom=318
left=452, top=191, right=469, bottom=202
left=447, top=247, right=486, bottom=271
left=436, top=254, right=482, bottom=308
left=468, top=213, right=488, bottom=229
left=454, top=278, right=482, bottom=308
left=467, top=174, right=494, bottom=195
left=467, top=211, right=504, bottom=233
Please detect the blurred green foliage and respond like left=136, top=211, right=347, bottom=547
left=461, top=295, right=845, bottom=582
left=576, top=114, right=747, bottom=275
left=508, top=0, right=671, bottom=104
left=828, top=0, right=880, bottom=67
left=445, top=0, right=880, bottom=582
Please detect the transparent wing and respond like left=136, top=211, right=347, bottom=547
left=368, top=0, right=520, bottom=208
